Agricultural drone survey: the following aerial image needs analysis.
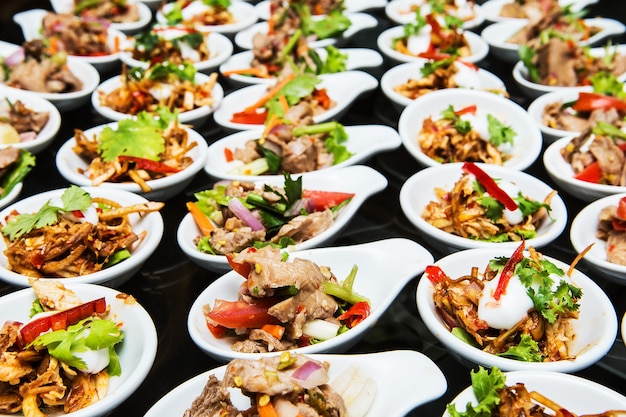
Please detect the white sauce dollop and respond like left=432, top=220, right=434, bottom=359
left=453, top=63, right=482, bottom=89
left=75, top=348, right=110, bottom=374
left=459, top=113, right=489, bottom=140
left=149, top=83, right=175, bottom=101
left=477, top=274, right=533, bottom=329
left=496, top=180, right=524, bottom=225
left=407, top=33, right=431, bottom=55
left=181, top=1, right=211, bottom=20
left=49, top=198, right=99, bottom=225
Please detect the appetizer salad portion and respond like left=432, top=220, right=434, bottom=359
left=73, top=108, right=197, bottom=192
left=0, top=97, right=51, bottom=144
left=162, top=0, right=237, bottom=27
left=204, top=245, right=371, bottom=352
left=422, top=162, right=554, bottom=242
left=418, top=104, right=517, bottom=165
left=0, top=279, right=124, bottom=415
left=187, top=172, right=354, bottom=255
left=72, top=0, right=141, bottom=24
left=427, top=241, right=582, bottom=362
left=0, top=185, right=164, bottom=278
left=128, top=24, right=212, bottom=66
left=183, top=353, right=376, bottom=417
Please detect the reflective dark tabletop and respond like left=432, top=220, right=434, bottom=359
left=0, top=0, right=625, bottom=415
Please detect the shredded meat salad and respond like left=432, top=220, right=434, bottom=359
left=427, top=242, right=582, bottom=363
left=0, top=185, right=163, bottom=278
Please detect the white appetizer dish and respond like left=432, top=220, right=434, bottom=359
left=381, top=59, right=507, bottom=110
left=0, top=282, right=158, bottom=417
left=0, top=41, right=100, bottom=112
left=13, top=8, right=127, bottom=74
left=399, top=162, right=568, bottom=253
left=570, top=193, right=626, bottom=284
left=512, top=44, right=626, bottom=99
left=56, top=122, right=209, bottom=201
left=482, top=0, right=600, bottom=23
left=444, top=370, right=626, bottom=416
left=203, top=124, right=401, bottom=181
left=255, top=0, right=387, bottom=20
left=49, top=0, right=153, bottom=34
left=543, top=136, right=626, bottom=202
left=385, top=0, right=485, bottom=29
left=177, top=165, right=388, bottom=272
left=188, top=239, right=434, bottom=361
left=213, top=70, right=378, bottom=131
left=234, top=13, right=378, bottom=50
left=220, top=47, right=383, bottom=86
left=121, top=30, right=233, bottom=74
left=526, top=87, right=593, bottom=143
left=398, top=89, right=541, bottom=170
left=0, top=88, right=62, bottom=154
left=156, top=0, right=259, bottom=35
left=144, top=350, right=446, bottom=417
left=417, top=247, right=618, bottom=372
left=0, top=184, right=23, bottom=211
left=91, top=72, right=224, bottom=125
left=0, top=187, right=164, bottom=287
left=481, top=18, right=626, bottom=64
left=377, top=25, right=489, bottom=64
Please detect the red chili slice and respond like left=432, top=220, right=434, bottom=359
left=493, top=240, right=525, bottom=301
left=425, top=265, right=447, bottom=284
left=118, top=156, right=181, bottom=174
left=462, top=162, right=518, bottom=211
left=572, top=92, right=626, bottom=112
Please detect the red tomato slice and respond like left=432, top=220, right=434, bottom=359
left=226, top=250, right=254, bottom=278
left=573, top=161, right=602, bottom=183
left=617, top=196, right=626, bottom=221
left=20, top=297, right=107, bottom=344
left=231, top=110, right=268, bottom=124
left=301, top=190, right=355, bottom=211
left=206, top=299, right=280, bottom=329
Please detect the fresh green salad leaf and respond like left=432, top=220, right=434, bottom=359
left=447, top=366, right=505, bottom=417
left=497, top=333, right=544, bottom=362
left=301, top=8, right=351, bottom=39
left=420, top=56, right=456, bottom=77
left=592, top=120, right=626, bottom=140
left=518, top=45, right=539, bottom=83
left=487, top=114, right=516, bottom=146
left=320, top=46, right=348, bottom=74
left=590, top=71, right=625, bottom=98
left=0, top=149, right=35, bottom=199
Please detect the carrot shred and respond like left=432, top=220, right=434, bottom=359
left=243, top=73, right=295, bottom=113
left=278, top=94, right=289, bottom=113
left=257, top=395, right=279, bottom=417
left=186, top=201, right=214, bottom=236
left=262, top=114, right=280, bottom=139
left=222, top=67, right=271, bottom=78
left=567, top=243, right=594, bottom=277
left=261, top=324, right=285, bottom=339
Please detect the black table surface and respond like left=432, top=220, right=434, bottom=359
left=0, top=0, right=625, bottom=415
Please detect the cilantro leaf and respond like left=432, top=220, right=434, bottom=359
left=447, top=366, right=505, bottom=417
left=514, top=193, right=551, bottom=217
left=283, top=172, right=303, bottom=207
left=487, top=114, right=516, bottom=146
left=478, top=195, right=504, bottom=221
left=420, top=56, right=456, bottom=77
left=497, top=333, right=544, bottom=362
left=98, top=113, right=168, bottom=162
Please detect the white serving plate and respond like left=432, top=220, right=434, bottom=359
left=220, top=47, right=383, bottom=86
left=92, top=72, right=224, bottom=125
left=543, top=135, right=626, bottom=202
left=188, top=239, right=434, bottom=361
left=398, top=89, right=541, bottom=170
left=213, top=70, right=378, bottom=131
left=234, top=13, right=378, bottom=50
left=0, top=183, right=23, bottom=211
left=512, top=44, right=626, bottom=99
left=482, top=0, right=600, bottom=23
left=50, top=0, right=153, bottom=34
left=156, top=0, right=259, bottom=35
left=381, top=60, right=507, bottom=110
left=255, top=0, right=387, bottom=20
left=0, top=88, right=62, bottom=154
left=444, top=370, right=626, bottom=416
left=56, top=122, right=208, bottom=201
left=417, top=247, right=618, bottom=372
left=526, top=86, right=593, bottom=144
left=204, top=124, right=400, bottom=181
left=120, top=30, right=233, bottom=74
left=399, top=162, right=568, bottom=253
left=0, top=187, right=164, bottom=287
left=481, top=17, right=626, bottom=63
left=13, top=8, right=127, bottom=74
left=0, top=41, right=100, bottom=112
left=0, top=283, right=158, bottom=417
left=177, top=165, right=388, bottom=272
left=385, top=0, right=485, bottom=29
left=143, top=350, right=446, bottom=417
left=570, top=193, right=626, bottom=284
left=377, top=25, right=489, bottom=64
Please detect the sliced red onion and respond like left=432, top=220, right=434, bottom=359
left=19, top=131, right=37, bottom=142
left=4, top=47, right=25, bottom=67
left=284, top=198, right=314, bottom=217
left=228, top=197, right=265, bottom=231
left=291, top=360, right=327, bottom=388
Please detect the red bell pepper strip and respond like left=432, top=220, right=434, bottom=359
left=337, top=301, right=370, bottom=328
left=230, top=110, right=269, bottom=124
left=20, top=297, right=107, bottom=344
left=572, top=92, right=626, bottom=112
left=206, top=298, right=280, bottom=330
left=454, top=105, right=477, bottom=116
left=462, top=162, right=518, bottom=211
left=425, top=265, right=448, bottom=284
left=493, top=240, right=525, bottom=300
left=301, top=190, right=355, bottom=211
left=118, top=156, right=180, bottom=173
left=617, top=196, right=626, bottom=220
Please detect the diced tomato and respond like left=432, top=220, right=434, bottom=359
left=612, top=219, right=626, bottom=231
left=425, top=265, right=447, bottom=284
left=231, top=110, right=268, bottom=124
left=574, top=161, right=602, bottom=183
left=20, top=297, right=107, bottom=344
left=301, top=190, right=355, bottom=211
left=311, top=88, right=332, bottom=109
left=224, top=147, right=234, bottom=162
left=617, top=196, right=626, bottom=220
left=226, top=250, right=254, bottom=277
left=206, top=299, right=280, bottom=330
left=337, top=301, right=370, bottom=328
left=206, top=321, right=228, bottom=338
